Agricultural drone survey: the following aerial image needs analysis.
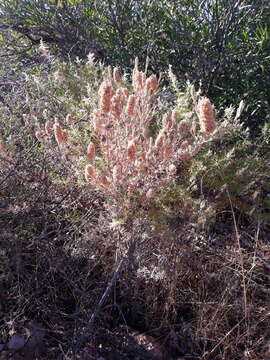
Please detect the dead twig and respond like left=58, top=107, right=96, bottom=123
left=239, top=234, right=270, bottom=271
left=71, top=238, right=136, bottom=354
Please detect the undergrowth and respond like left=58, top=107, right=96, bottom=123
left=0, top=48, right=269, bottom=359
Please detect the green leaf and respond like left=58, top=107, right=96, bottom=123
left=26, top=19, right=36, bottom=24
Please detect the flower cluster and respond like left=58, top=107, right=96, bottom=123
left=37, top=60, right=222, bottom=206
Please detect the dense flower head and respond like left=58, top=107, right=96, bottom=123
left=178, top=120, right=188, bottom=136
left=145, top=74, right=158, bottom=92
left=61, top=130, right=68, bottom=144
left=127, top=139, right=136, bottom=160
left=86, top=141, right=96, bottom=160
left=85, top=164, right=95, bottom=182
left=126, top=94, right=136, bottom=116
left=110, top=93, right=122, bottom=120
left=53, top=122, right=64, bottom=145
left=197, top=97, right=216, bottom=134
left=113, top=68, right=121, bottom=85
left=163, top=143, right=172, bottom=159
left=155, top=132, right=165, bottom=149
left=121, top=87, right=129, bottom=96
left=99, top=81, right=113, bottom=114
left=133, top=71, right=144, bottom=90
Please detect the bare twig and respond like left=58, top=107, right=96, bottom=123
left=239, top=234, right=270, bottom=271
left=72, top=239, right=136, bottom=353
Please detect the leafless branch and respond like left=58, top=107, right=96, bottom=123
left=72, top=239, right=136, bottom=353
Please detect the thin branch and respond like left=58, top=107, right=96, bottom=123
left=72, top=239, right=136, bottom=353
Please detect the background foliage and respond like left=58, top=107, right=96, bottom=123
left=1, top=0, right=270, bottom=132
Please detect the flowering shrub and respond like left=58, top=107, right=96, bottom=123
left=1, top=49, right=268, bottom=224
left=34, top=57, right=237, bottom=220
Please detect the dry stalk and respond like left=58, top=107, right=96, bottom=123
left=225, top=187, right=249, bottom=326
left=72, top=238, right=136, bottom=354
left=202, top=317, right=246, bottom=359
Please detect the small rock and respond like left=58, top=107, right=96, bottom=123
left=7, top=334, right=26, bottom=352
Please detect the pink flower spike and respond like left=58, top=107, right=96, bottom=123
left=85, top=164, right=95, bottom=182
left=86, top=141, right=96, bottom=160
left=198, top=97, right=216, bottom=134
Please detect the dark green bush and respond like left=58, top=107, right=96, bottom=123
left=1, top=0, right=269, bottom=133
